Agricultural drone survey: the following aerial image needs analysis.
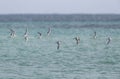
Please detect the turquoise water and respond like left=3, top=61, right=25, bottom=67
left=0, top=22, right=120, bottom=79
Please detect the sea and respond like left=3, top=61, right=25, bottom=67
left=0, top=14, right=120, bottom=79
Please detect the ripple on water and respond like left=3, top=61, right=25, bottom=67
left=0, top=26, right=120, bottom=79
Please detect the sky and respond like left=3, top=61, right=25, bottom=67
left=0, top=0, right=120, bottom=14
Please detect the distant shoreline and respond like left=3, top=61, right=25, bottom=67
left=0, top=14, right=120, bottom=22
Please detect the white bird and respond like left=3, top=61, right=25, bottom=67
left=74, top=37, right=80, bottom=45
left=24, top=28, right=28, bottom=41
left=9, top=28, right=16, bottom=38
left=93, top=31, right=96, bottom=39
left=106, top=37, right=111, bottom=45
left=24, top=28, right=28, bottom=37
left=37, top=32, right=42, bottom=39
left=47, top=28, right=51, bottom=36
left=56, top=41, right=61, bottom=50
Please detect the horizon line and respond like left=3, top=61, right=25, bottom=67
left=0, top=13, right=120, bottom=15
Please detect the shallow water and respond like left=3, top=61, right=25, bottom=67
left=0, top=22, right=120, bottom=79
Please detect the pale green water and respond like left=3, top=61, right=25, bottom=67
left=0, top=22, right=120, bottom=79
